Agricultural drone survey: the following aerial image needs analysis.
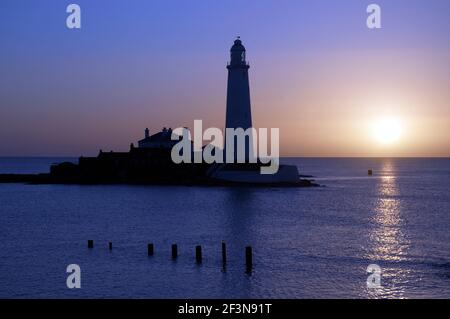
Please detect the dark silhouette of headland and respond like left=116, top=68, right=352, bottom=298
left=0, top=140, right=316, bottom=187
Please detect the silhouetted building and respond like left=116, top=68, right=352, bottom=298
left=43, top=38, right=313, bottom=187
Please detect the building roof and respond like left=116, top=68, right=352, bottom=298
left=138, top=128, right=178, bottom=144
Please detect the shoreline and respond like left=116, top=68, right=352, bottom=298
left=0, top=173, right=319, bottom=188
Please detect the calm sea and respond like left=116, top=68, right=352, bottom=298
left=0, top=157, right=449, bottom=298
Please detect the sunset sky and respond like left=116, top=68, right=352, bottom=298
left=0, top=0, right=449, bottom=157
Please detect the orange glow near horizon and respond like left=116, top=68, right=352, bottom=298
left=251, top=50, right=450, bottom=158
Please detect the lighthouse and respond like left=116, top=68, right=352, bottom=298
left=210, top=38, right=300, bottom=184
left=226, top=38, right=252, bottom=131
left=225, top=38, right=253, bottom=162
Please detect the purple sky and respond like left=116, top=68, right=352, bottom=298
left=0, top=0, right=449, bottom=156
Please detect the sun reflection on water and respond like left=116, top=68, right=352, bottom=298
left=366, top=160, right=411, bottom=298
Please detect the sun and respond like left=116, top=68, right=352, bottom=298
left=372, top=117, right=402, bottom=145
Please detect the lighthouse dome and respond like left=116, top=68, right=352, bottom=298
left=229, top=38, right=247, bottom=65
left=231, top=39, right=245, bottom=52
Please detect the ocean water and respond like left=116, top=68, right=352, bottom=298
left=0, top=157, right=449, bottom=299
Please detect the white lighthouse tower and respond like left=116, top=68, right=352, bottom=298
left=210, top=38, right=301, bottom=184
left=226, top=38, right=252, bottom=133
left=225, top=38, right=254, bottom=162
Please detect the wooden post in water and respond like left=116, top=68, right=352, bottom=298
left=368, top=169, right=373, bottom=176
left=148, top=243, right=154, bottom=256
left=172, top=244, right=178, bottom=259
left=88, top=240, right=94, bottom=249
left=245, top=246, right=253, bottom=273
left=195, top=245, right=202, bottom=263
left=108, top=242, right=112, bottom=250
left=222, top=242, right=227, bottom=265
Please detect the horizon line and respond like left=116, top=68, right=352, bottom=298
left=1, top=155, right=449, bottom=159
